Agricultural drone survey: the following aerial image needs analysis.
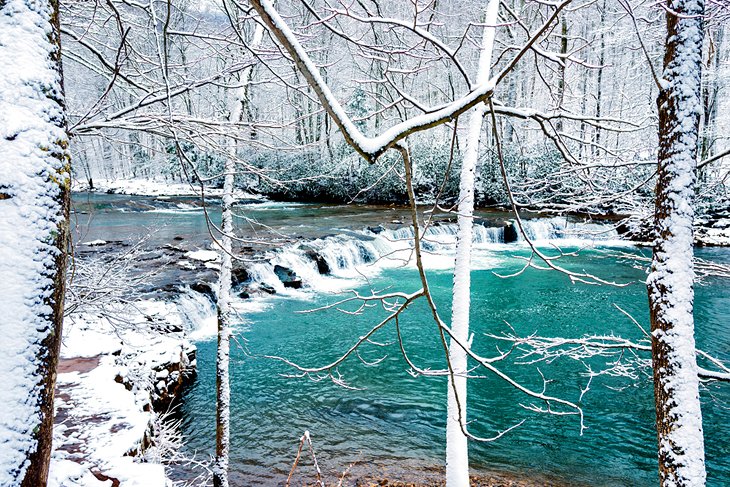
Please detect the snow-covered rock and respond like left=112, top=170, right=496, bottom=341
left=49, top=295, right=205, bottom=487
left=186, top=249, right=220, bottom=263
left=696, top=226, right=730, bottom=246
left=81, top=239, right=108, bottom=247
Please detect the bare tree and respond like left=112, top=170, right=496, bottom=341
left=213, top=9, right=265, bottom=485
left=0, top=0, right=71, bottom=485
left=214, top=159, right=234, bottom=487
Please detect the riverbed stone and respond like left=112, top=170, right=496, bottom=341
left=190, top=281, right=216, bottom=301
left=231, top=264, right=250, bottom=287
left=302, top=247, right=330, bottom=275
left=503, top=221, right=519, bottom=243
left=274, top=264, right=303, bottom=288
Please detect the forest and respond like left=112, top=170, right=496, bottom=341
left=0, top=0, right=729, bottom=486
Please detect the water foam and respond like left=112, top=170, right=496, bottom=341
left=235, top=217, right=624, bottom=295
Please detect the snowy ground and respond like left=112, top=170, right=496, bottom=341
left=49, top=299, right=201, bottom=487
left=696, top=218, right=730, bottom=246
left=75, top=177, right=262, bottom=200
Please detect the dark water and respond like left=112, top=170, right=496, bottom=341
left=179, top=250, right=730, bottom=486
left=70, top=192, right=516, bottom=245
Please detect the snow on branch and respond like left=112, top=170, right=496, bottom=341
left=248, top=0, right=573, bottom=162
left=486, top=305, right=730, bottom=385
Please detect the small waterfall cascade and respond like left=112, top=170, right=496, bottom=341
left=230, top=217, right=620, bottom=296
left=176, top=287, right=218, bottom=338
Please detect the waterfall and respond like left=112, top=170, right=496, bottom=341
left=233, top=217, right=621, bottom=295
left=176, top=287, right=218, bottom=339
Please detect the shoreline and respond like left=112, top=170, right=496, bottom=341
left=51, top=297, right=201, bottom=487
left=73, top=177, right=730, bottom=247
left=50, top=235, right=216, bottom=486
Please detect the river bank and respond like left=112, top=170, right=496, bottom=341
left=50, top=235, right=220, bottom=486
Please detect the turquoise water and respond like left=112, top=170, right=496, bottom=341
left=179, top=248, right=730, bottom=486
left=69, top=193, right=729, bottom=485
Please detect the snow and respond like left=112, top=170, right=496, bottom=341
left=49, top=296, right=204, bottom=487
left=696, top=226, right=730, bottom=246
left=48, top=458, right=109, bottom=487
left=186, top=249, right=220, bottom=263
left=0, top=0, right=70, bottom=484
left=645, top=1, right=706, bottom=484
left=76, top=177, right=262, bottom=200
left=51, top=353, right=166, bottom=487
left=81, top=240, right=108, bottom=247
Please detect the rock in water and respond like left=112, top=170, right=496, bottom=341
left=231, top=264, right=250, bottom=287
left=274, top=265, right=303, bottom=288
left=259, top=283, right=277, bottom=294
left=302, top=247, right=330, bottom=275
left=190, top=281, right=216, bottom=301
left=503, top=220, right=519, bottom=243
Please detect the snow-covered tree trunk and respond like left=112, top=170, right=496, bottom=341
left=213, top=20, right=264, bottom=486
left=446, top=1, right=499, bottom=485
left=0, top=0, right=71, bottom=485
left=647, top=0, right=706, bottom=485
left=214, top=164, right=233, bottom=487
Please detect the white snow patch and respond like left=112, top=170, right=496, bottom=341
left=78, top=178, right=262, bottom=200
left=81, top=240, right=108, bottom=247
left=49, top=294, right=207, bottom=486
left=696, top=227, right=730, bottom=246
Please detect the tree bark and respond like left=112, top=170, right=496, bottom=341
left=446, top=1, right=499, bottom=485
left=555, top=15, right=568, bottom=133
left=648, top=0, right=706, bottom=485
left=593, top=0, right=606, bottom=157
left=699, top=24, right=723, bottom=172
left=0, top=0, right=70, bottom=485
left=214, top=162, right=233, bottom=487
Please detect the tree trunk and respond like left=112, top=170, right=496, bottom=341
left=555, top=16, right=568, bottom=133
left=578, top=20, right=590, bottom=160
left=699, top=23, right=723, bottom=181
left=446, top=1, right=499, bottom=485
left=0, top=0, right=70, bottom=485
left=593, top=0, right=606, bottom=157
left=213, top=21, right=264, bottom=486
left=214, top=161, right=233, bottom=487
left=648, top=0, right=706, bottom=485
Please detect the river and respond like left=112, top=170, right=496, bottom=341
left=72, top=192, right=730, bottom=486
